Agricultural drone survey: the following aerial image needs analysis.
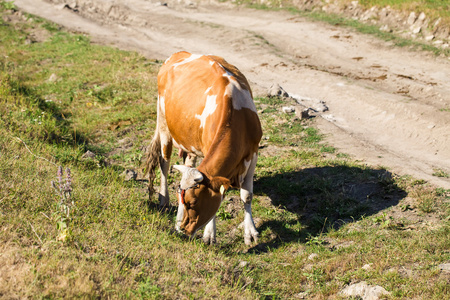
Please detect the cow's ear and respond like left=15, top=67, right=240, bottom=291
left=173, top=165, right=189, bottom=174
left=210, top=176, right=231, bottom=193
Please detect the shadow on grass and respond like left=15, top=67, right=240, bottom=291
left=139, top=162, right=407, bottom=254
left=247, top=165, right=407, bottom=253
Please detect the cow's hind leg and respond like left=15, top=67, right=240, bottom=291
left=158, top=132, right=172, bottom=208
left=241, top=154, right=259, bottom=245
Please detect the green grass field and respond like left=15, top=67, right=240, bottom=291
left=0, top=2, right=449, bottom=298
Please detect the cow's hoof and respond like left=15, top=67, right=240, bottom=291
left=244, top=231, right=259, bottom=245
left=203, top=234, right=216, bottom=245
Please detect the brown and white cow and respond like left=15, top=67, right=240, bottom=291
left=145, top=51, right=262, bottom=245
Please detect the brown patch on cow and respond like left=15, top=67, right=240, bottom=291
left=209, top=176, right=231, bottom=193
left=161, top=142, right=172, bottom=161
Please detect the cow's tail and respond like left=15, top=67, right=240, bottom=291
left=144, top=131, right=161, bottom=197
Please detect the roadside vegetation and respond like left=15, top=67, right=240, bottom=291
left=341, top=0, right=450, bottom=25
left=234, top=0, right=450, bottom=26
left=233, top=0, right=450, bottom=57
left=0, top=2, right=449, bottom=298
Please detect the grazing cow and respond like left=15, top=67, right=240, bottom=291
left=145, top=51, right=262, bottom=244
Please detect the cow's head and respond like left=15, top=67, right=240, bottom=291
left=173, top=165, right=230, bottom=236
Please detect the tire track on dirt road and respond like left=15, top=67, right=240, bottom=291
left=15, top=0, right=450, bottom=188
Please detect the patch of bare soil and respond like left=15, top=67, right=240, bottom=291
left=0, top=242, right=32, bottom=297
left=14, top=0, right=450, bottom=190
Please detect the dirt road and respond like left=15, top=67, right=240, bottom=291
left=15, top=0, right=450, bottom=188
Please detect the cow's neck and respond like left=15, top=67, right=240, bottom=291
left=197, top=134, right=239, bottom=182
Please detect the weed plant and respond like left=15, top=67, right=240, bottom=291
left=51, top=166, right=74, bottom=242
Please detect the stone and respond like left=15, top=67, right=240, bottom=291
left=81, top=150, right=96, bottom=159
left=268, top=83, right=289, bottom=98
left=295, top=292, right=308, bottom=299
left=321, top=114, right=336, bottom=122
left=438, top=263, right=450, bottom=272
left=121, top=169, right=137, bottom=181
left=282, top=106, right=295, bottom=113
left=296, top=108, right=313, bottom=119
left=308, top=253, right=318, bottom=260
left=407, top=12, right=417, bottom=26
left=417, top=12, right=426, bottom=23
left=411, top=25, right=421, bottom=34
left=239, top=260, right=248, bottom=268
left=48, top=73, right=58, bottom=82
left=380, top=24, right=389, bottom=32
left=293, top=96, right=328, bottom=112
left=340, top=281, right=390, bottom=300
left=433, top=18, right=441, bottom=28
left=410, top=12, right=427, bottom=35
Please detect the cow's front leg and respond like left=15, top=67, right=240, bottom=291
left=203, top=216, right=217, bottom=244
left=175, top=153, right=198, bottom=230
left=241, top=154, right=259, bottom=245
left=175, top=198, right=185, bottom=232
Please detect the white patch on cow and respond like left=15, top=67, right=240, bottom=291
left=179, top=144, right=189, bottom=153
left=223, top=69, right=235, bottom=79
left=204, top=86, right=212, bottom=95
left=191, top=146, right=202, bottom=156
left=172, top=54, right=203, bottom=69
left=160, top=133, right=171, bottom=148
left=172, top=139, right=179, bottom=149
left=239, top=158, right=252, bottom=185
left=223, top=76, right=257, bottom=113
left=209, top=60, right=215, bottom=66
left=159, top=95, right=165, bottom=115
left=195, top=94, right=218, bottom=128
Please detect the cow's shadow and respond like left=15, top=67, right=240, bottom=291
left=240, top=165, right=407, bottom=253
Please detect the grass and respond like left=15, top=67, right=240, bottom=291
left=1, top=3, right=449, bottom=299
